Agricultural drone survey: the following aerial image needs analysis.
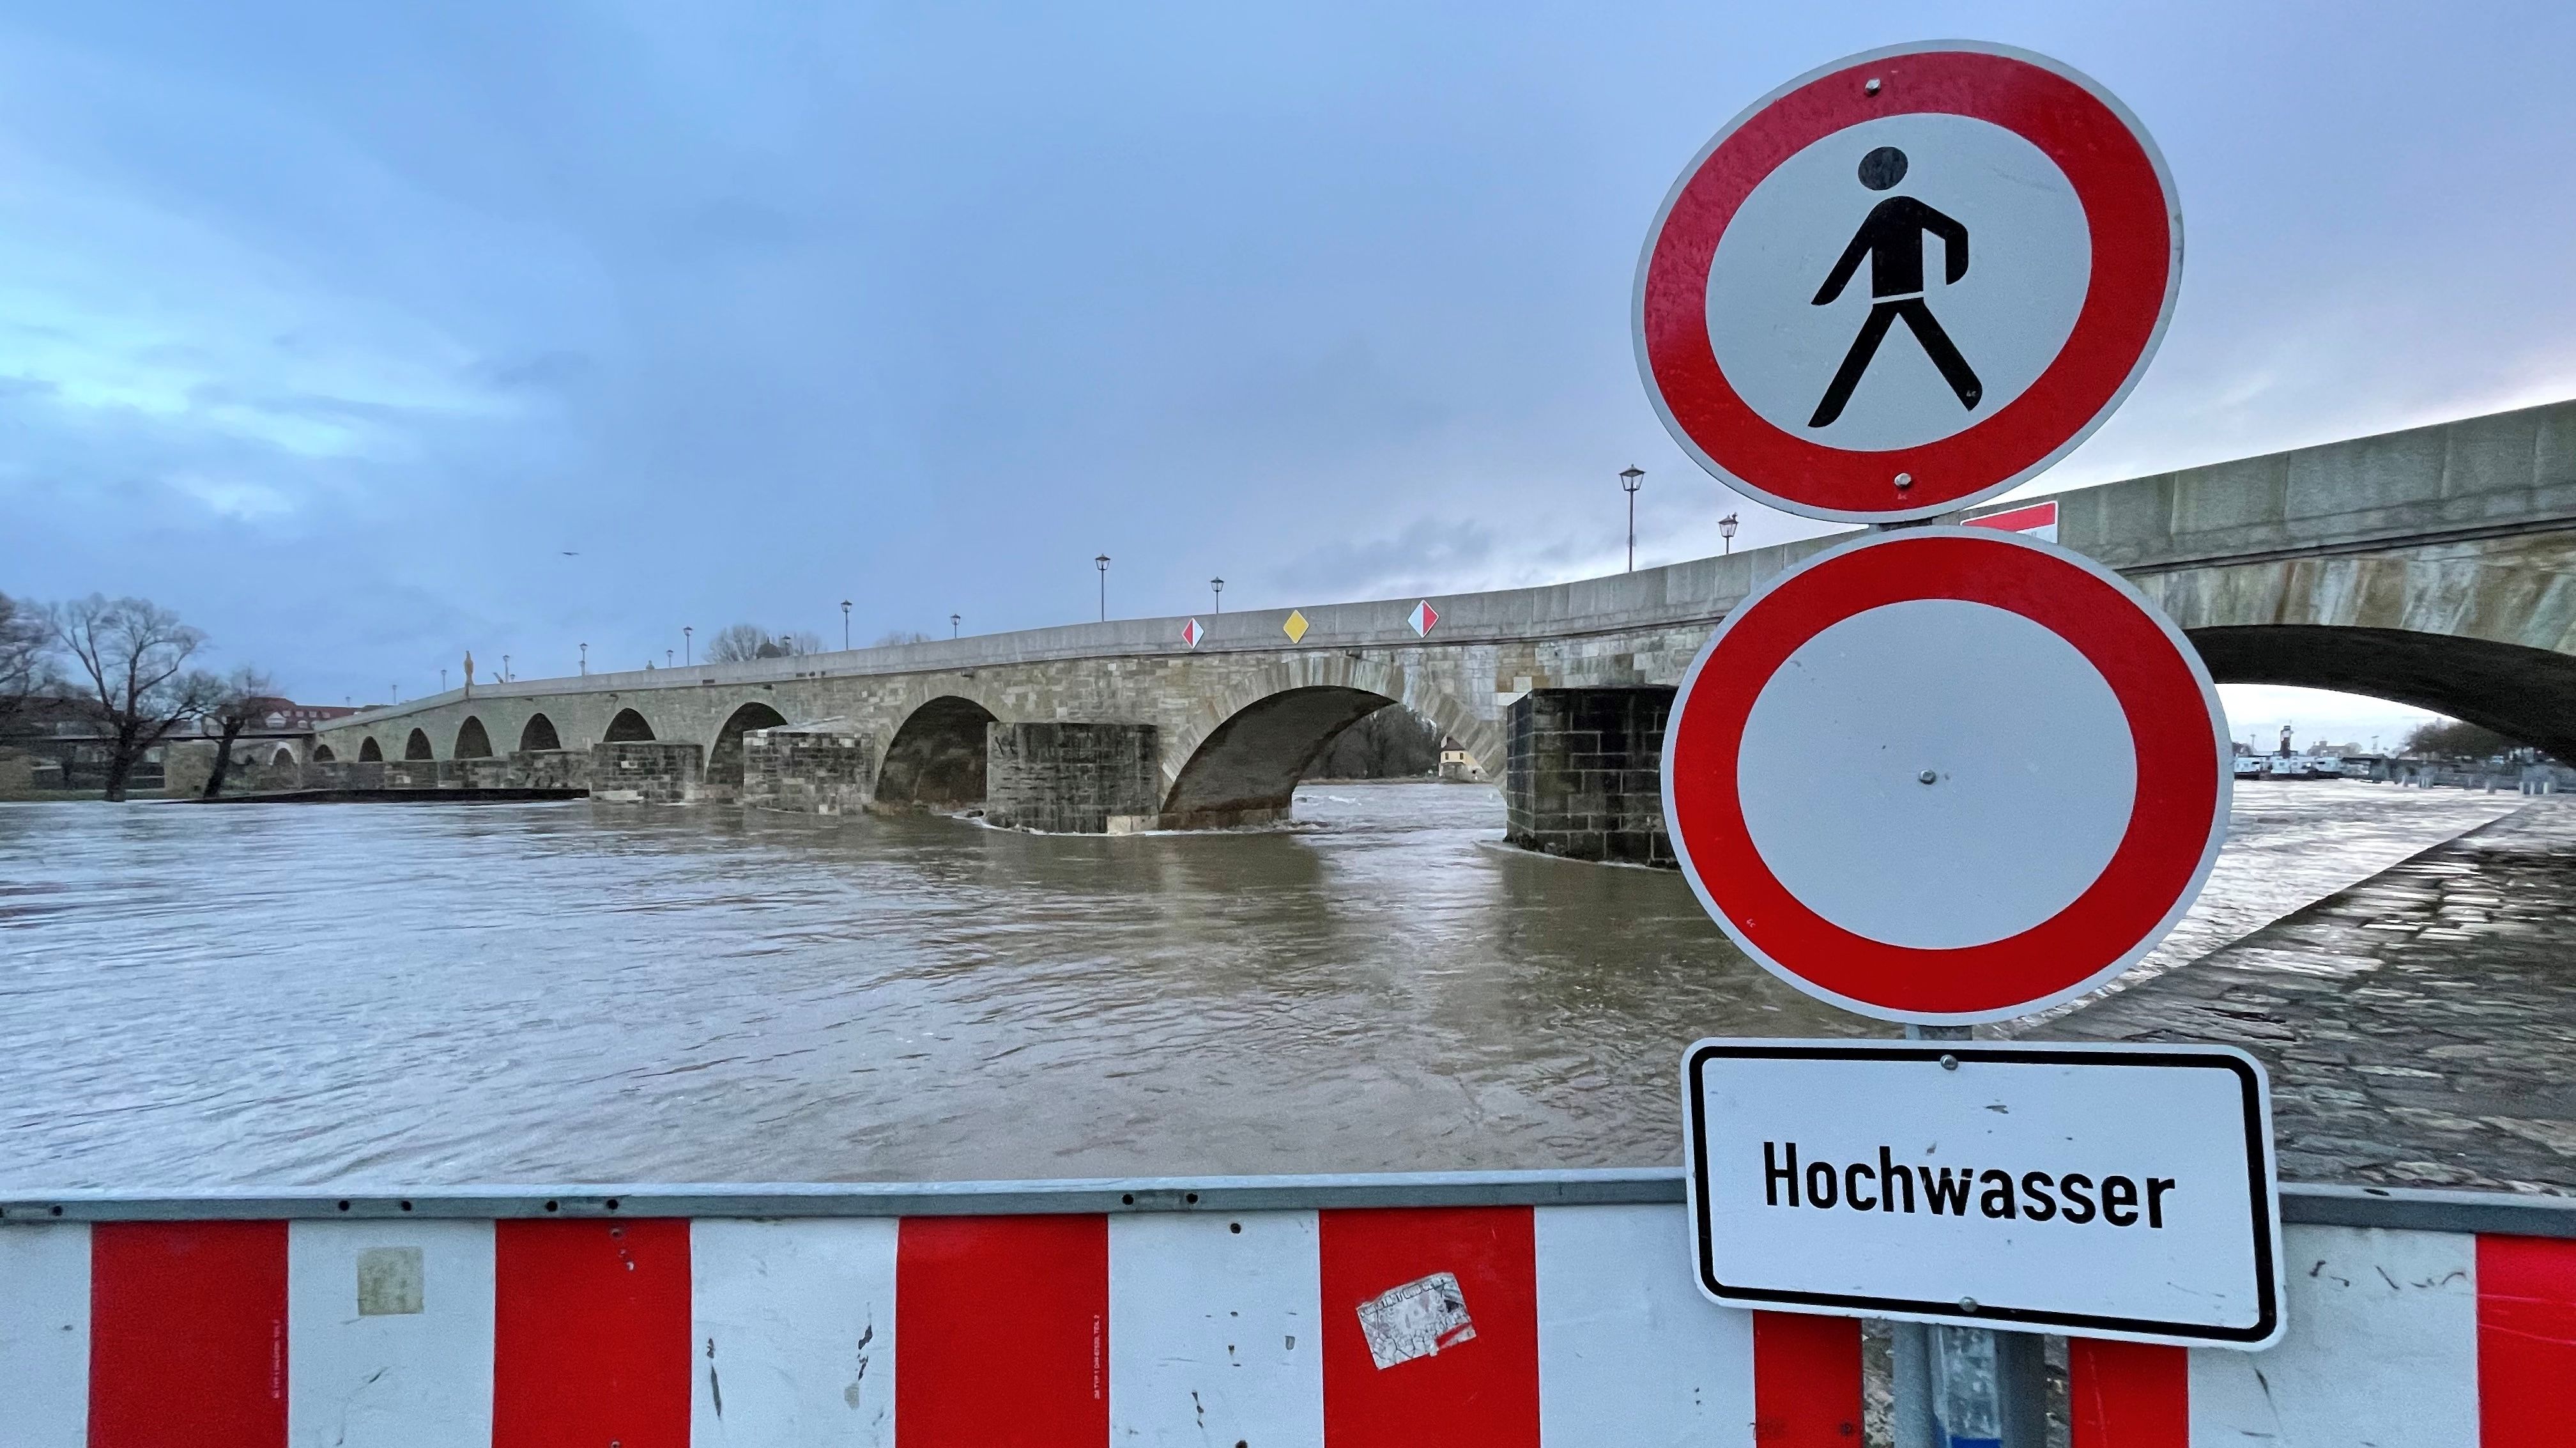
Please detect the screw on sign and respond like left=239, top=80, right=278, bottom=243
left=1633, top=42, right=2181, bottom=521
left=1660, top=526, right=2230, bottom=1025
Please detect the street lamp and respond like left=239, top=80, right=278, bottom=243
left=951, top=613, right=962, bottom=638
left=666, top=649, right=675, bottom=668
left=1211, top=578, right=1225, bottom=613
left=441, top=668, right=448, bottom=692
left=841, top=600, right=852, bottom=650
left=503, top=654, right=511, bottom=682
left=1620, top=466, right=1645, bottom=572
left=579, top=642, right=587, bottom=675
left=683, top=626, right=693, bottom=666
left=1720, top=513, right=1740, bottom=555
left=1095, top=554, right=1111, bottom=621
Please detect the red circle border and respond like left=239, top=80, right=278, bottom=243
left=1664, top=530, right=2226, bottom=1020
left=1636, top=45, right=2179, bottom=520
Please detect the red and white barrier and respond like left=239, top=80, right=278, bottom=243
left=0, top=1203, right=1862, bottom=1447
left=2071, top=1224, right=2576, bottom=1445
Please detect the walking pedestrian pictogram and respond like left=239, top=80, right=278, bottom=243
left=1806, top=146, right=1982, bottom=428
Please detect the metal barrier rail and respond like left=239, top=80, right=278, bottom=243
left=3, top=1171, right=2571, bottom=1445
left=6, top=1167, right=2572, bottom=1233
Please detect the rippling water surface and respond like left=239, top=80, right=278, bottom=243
left=0, top=781, right=2524, bottom=1189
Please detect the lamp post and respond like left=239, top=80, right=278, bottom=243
left=951, top=613, right=962, bottom=638
left=441, top=668, right=448, bottom=692
left=503, top=654, right=511, bottom=682
left=1620, top=466, right=1645, bottom=572
left=1095, top=554, right=1111, bottom=621
left=841, top=600, right=852, bottom=651
left=683, top=626, right=693, bottom=666
left=1720, top=513, right=1740, bottom=555
left=666, top=649, right=674, bottom=668
left=579, top=642, right=587, bottom=676
left=1211, top=578, right=1225, bottom=613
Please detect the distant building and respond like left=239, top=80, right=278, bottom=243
left=1438, top=737, right=1485, bottom=783
left=198, top=700, right=358, bottom=734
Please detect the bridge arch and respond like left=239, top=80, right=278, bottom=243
left=454, top=717, right=494, bottom=759
left=312, top=744, right=336, bottom=763
left=2191, top=626, right=2576, bottom=758
left=272, top=745, right=297, bottom=767
left=2145, top=539, right=2576, bottom=759
left=707, top=702, right=790, bottom=787
left=604, top=708, right=656, bottom=743
left=876, top=695, right=1000, bottom=810
left=1160, top=661, right=1494, bottom=829
left=358, top=737, right=383, bottom=762
left=519, top=714, right=562, bottom=752
left=403, top=728, right=434, bottom=760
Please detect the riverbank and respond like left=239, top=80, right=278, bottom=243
left=2044, top=799, right=2576, bottom=1193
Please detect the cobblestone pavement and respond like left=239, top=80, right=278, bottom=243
left=2035, top=799, right=2576, bottom=1194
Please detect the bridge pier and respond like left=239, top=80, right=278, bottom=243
left=588, top=741, right=703, bottom=804
left=985, top=723, right=1162, bottom=833
left=1505, top=688, right=1676, bottom=866
left=744, top=723, right=877, bottom=815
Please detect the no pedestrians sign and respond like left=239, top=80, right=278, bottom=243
left=1634, top=42, right=2181, bottom=521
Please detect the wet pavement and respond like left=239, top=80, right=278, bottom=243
left=2037, top=798, right=2576, bottom=1194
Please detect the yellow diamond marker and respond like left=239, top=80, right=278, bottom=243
left=1282, top=609, right=1310, bottom=643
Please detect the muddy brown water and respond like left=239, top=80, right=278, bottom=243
left=0, top=781, right=2522, bottom=1189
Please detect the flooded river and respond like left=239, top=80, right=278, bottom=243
left=0, top=782, right=2527, bottom=1189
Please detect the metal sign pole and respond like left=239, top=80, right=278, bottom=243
left=1899, top=1021, right=2047, bottom=1448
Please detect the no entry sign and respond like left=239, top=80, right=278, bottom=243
left=1662, top=527, right=2228, bottom=1024
left=1684, top=1040, right=2281, bottom=1345
left=1634, top=42, right=2181, bottom=521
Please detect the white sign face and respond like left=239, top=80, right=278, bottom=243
left=1683, top=1040, right=2281, bottom=1346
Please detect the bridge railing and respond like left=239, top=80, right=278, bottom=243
left=3, top=1170, right=2569, bottom=1445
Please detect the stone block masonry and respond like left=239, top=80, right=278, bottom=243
left=1505, top=688, right=1676, bottom=866
left=588, top=741, right=703, bottom=805
left=985, top=723, right=1161, bottom=833
left=510, top=750, right=590, bottom=791
left=744, top=723, right=877, bottom=815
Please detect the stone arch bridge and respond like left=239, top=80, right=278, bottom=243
left=284, top=401, right=2576, bottom=858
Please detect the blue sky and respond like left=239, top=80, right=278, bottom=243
left=3, top=3, right=2570, bottom=743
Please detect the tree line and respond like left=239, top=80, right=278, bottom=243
left=0, top=592, right=277, bottom=802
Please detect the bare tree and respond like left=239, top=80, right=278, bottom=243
left=45, top=596, right=223, bottom=801
left=0, top=591, right=53, bottom=730
left=1319, top=704, right=1444, bottom=779
left=707, top=623, right=826, bottom=661
left=873, top=629, right=935, bottom=647
left=2402, top=718, right=2523, bottom=760
left=705, top=623, right=772, bottom=663
left=198, top=667, right=284, bottom=799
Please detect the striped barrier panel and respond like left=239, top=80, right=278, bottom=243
left=2071, top=1223, right=2576, bottom=1446
left=0, top=1188, right=1859, bottom=1447
left=1, top=1173, right=2569, bottom=1447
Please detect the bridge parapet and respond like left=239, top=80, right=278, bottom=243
left=296, top=401, right=2576, bottom=845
